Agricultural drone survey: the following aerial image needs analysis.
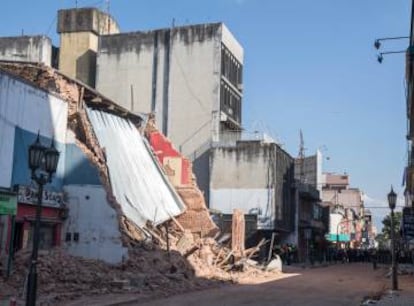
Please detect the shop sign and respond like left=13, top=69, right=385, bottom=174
left=402, top=207, right=414, bottom=242
left=325, top=233, right=350, bottom=242
left=0, top=193, right=17, bottom=215
left=17, top=185, right=64, bottom=208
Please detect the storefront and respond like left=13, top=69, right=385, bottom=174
left=0, top=188, right=17, bottom=275
left=12, top=185, right=67, bottom=253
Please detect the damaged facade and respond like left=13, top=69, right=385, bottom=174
left=0, top=6, right=332, bottom=270
left=52, top=8, right=244, bottom=203
left=0, top=61, right=207, bottom=266
left=94, top=22, right=243, bottom=203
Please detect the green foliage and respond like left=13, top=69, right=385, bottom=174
left=375, top=233, right=388, bottom=249
left=381, top=211, right=402, bottom=240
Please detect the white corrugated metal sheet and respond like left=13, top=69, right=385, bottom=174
left=87, top=108, right=185, bottom=227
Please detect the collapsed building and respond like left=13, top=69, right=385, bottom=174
left=0, top=62, right=280, bottom=305
left=0, top=61, right=217, bottom=267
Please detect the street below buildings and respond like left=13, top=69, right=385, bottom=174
left=122, top=263, right=408, bottom=306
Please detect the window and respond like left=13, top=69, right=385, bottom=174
left=221, top=44, right=243, bottom=89
left=220, top=81, right=241, bottom=123
left=73, top=232, right=80, bottom=242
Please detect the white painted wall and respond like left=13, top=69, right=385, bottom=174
left=63, top=185, right=128, bottom=264
left=210, top=145, right=275, bottom=229
left=0, top=71, right=68, bottom=188
left=330, top=213, right=343, bottom=234
left=96, top=23, right=243, bottom=159
left=96, top=35, right=154, bottom=115
left=0, top=36, right=52, bottom=66
left=210, top=146, right=269, bottom=188
left=168, top=29, right=219, bottom=156
left=96, top=27, right=222, bottom=156
left=210, top=188, right=274, bottom=230
left=221, top=24, right=243, bottom=63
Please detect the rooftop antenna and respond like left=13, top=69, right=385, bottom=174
left=106, top=0, right=110, bottom=33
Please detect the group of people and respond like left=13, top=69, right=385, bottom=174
left=273, top=244, right=297, bottom=265
left=269, top=242, right=414, bottom=267
left=326, top=248, right=374, bottom=263
left=326, top=247, right=414, bottom=268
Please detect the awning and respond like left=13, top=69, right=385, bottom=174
left=326, top=233, right=350, bottom=242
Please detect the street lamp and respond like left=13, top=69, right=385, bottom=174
left=26, top=133, right=60, bottom=306
left=377, top=50, right=407, bottom=63
left=387, top=186, right=398, bottom=291
left=373, top=36, right=409, bottom=50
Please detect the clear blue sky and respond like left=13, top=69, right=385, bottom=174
left=0, top=0, right=410, bottom=228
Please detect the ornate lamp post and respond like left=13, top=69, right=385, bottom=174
left=387, top=186, right=398, bottom=291
left=26, top=133, right=60, bottom=306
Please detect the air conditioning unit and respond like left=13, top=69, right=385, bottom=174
left=237, top=83, right=243, bottom=91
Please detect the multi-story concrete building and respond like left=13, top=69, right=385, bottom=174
left=321, top=173, right=365, bottom=248
left=94, top=23, right=243, bottom=200
left=209, top=135, right=295, bottom=243
left=294, top=150, right=323, bottom=191
left=293, top=151, right=328, bottom=261
left=54, top=8, right=244, bottom=201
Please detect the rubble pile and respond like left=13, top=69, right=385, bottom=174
left=149, top=224, right=279, bottom=283
left=0, top=222, right=279, bottom=304
left=175, top=186, right=219, bottom=237
left=1, top=245, right=216, bottom=304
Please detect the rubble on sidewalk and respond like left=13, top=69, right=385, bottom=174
left=1, top=245, right=214, bottom=305
left=1, top=223, right=280, bottom=305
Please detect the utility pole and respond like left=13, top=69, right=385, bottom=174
left=106, top=0, right=111, bottom=33
left=298, top=129, right=305, bottom=184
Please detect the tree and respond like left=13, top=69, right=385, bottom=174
left=375, top=233, right=388, bottom=249
left=381, top=211, right=402, bottom=241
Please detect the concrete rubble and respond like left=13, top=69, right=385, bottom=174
left=0, top=228, right=280, bottom=304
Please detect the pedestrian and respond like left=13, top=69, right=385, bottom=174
left=286, top=244, right=292, bottom=265
left=370, top=248, right=378, bottom=270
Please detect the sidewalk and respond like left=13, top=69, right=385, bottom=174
left=374, top=289, right=414, bottom=306
left=369, top=267, right=414, bottom=306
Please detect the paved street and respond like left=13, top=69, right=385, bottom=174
left=125, top=263, right=406, bottom=306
